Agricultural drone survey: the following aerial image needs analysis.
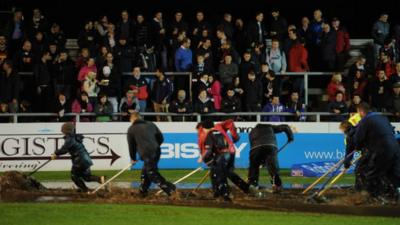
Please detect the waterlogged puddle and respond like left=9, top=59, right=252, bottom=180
left=42, top=181, right=352, bottom=190
left=35, top=196, right=71, bottom=202
left=129, top=182, right=352, bottom=190
left=42, top=181, right=132, bottom=189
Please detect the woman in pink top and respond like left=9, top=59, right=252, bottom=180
left=78, top=58, right=97, bottom=82
left=207, top=74, right=222, bottom=111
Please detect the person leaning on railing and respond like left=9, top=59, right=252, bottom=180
left=328, top=91, right=348, bottom=122
left=119, top=89, right=140, bottom=122
left=151, top=69, right=173, bottom=122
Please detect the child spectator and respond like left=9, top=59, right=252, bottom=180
left=94, top=93, right=113, bottom=122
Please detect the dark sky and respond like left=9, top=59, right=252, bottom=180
left=2, top=0, right=400, bottom=38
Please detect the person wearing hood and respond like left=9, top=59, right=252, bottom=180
left=51, top=122, right=105, bottom=193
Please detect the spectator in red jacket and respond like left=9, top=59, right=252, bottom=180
left=287, top=38, right=308, bottom=100
left=288, top=38, right=309, bottom=72
left=327, top=72, right=346, bottom=101
left=332, top=18, right=350, bottom=71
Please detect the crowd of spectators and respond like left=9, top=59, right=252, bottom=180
left=1, top=8, right=400, bottom=122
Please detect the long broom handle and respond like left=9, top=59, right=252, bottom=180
left=156, top=166, right=204, bottom=195
left=317, top=169, right=347, bottom=197
left=317, top=155, right=361, bottom=197
left=278, top=142, right=290, bottom=153
left=302, top=151, right=355, bottom=194
left=193, top=170, right=210, bottom=193
left=28, top=159, right=52, bottom=176
left=155, top=159, right=213, bottom=195
left=91, top=162, right=134, bottom=194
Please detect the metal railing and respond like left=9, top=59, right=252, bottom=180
left=122, top=71, right=193, bottom=98
left=131, top=71, right=334, bottom=105
left=19, top=71, right=333, bottom=105
left=274, top=72, right=333, bottom=105
left=0, top=112, right=395, bottom=123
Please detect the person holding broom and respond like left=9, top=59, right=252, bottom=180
left=51, top=122, right=105, bottom=193
left=247, top=123, right=294, bottom=193
left=197, top=119, right=253, bottom=198
left=353, top=103, right=400, bottom=202
left=127, top=112, right=178, bottom=198
left=199, top=119, right=236, bottom=202
left=339, top=113, right=370, bottom=192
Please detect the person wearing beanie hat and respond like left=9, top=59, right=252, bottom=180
left=201, top=119, right=214, bottom=129
left=248, top=123, right=294, bottom=193
left=61, top=122, right=75, bottom=134
left=51, top=122, right=105, bottom=193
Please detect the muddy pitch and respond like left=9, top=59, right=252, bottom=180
left=0, top=171, right=399, bottom=217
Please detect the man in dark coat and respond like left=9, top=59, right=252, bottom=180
left=353, top=103, right=400, bottom=201
left=367, top=70, right=391, bottom=112
left=247, top=12, right=267, bottom=47
left=114, top=37, right=135, bottom=73
left=269, top=9, right=288, bottom=41
left=53, top=50, right=76, bottom=100
left=33, top=51, right=53, bottom=112
left=51, top=123, right=105, bottom=193
left=244, top=71, right=263, bottom=112
left=127, top=112, right=176, bottom=197
left=320, top=24, right=337, bottom=71
left=0, top=60, right=20, bottom=113
left=221, top=87, right=242, bottom=114
left=248, top=123, right=293, bottom=192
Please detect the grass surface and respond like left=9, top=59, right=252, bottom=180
left=0, top=203, right=398, bottom=225
left=7, top=169, right=354, bottom=185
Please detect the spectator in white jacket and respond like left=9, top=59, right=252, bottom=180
left=265, top=39, right=287, bottom=74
